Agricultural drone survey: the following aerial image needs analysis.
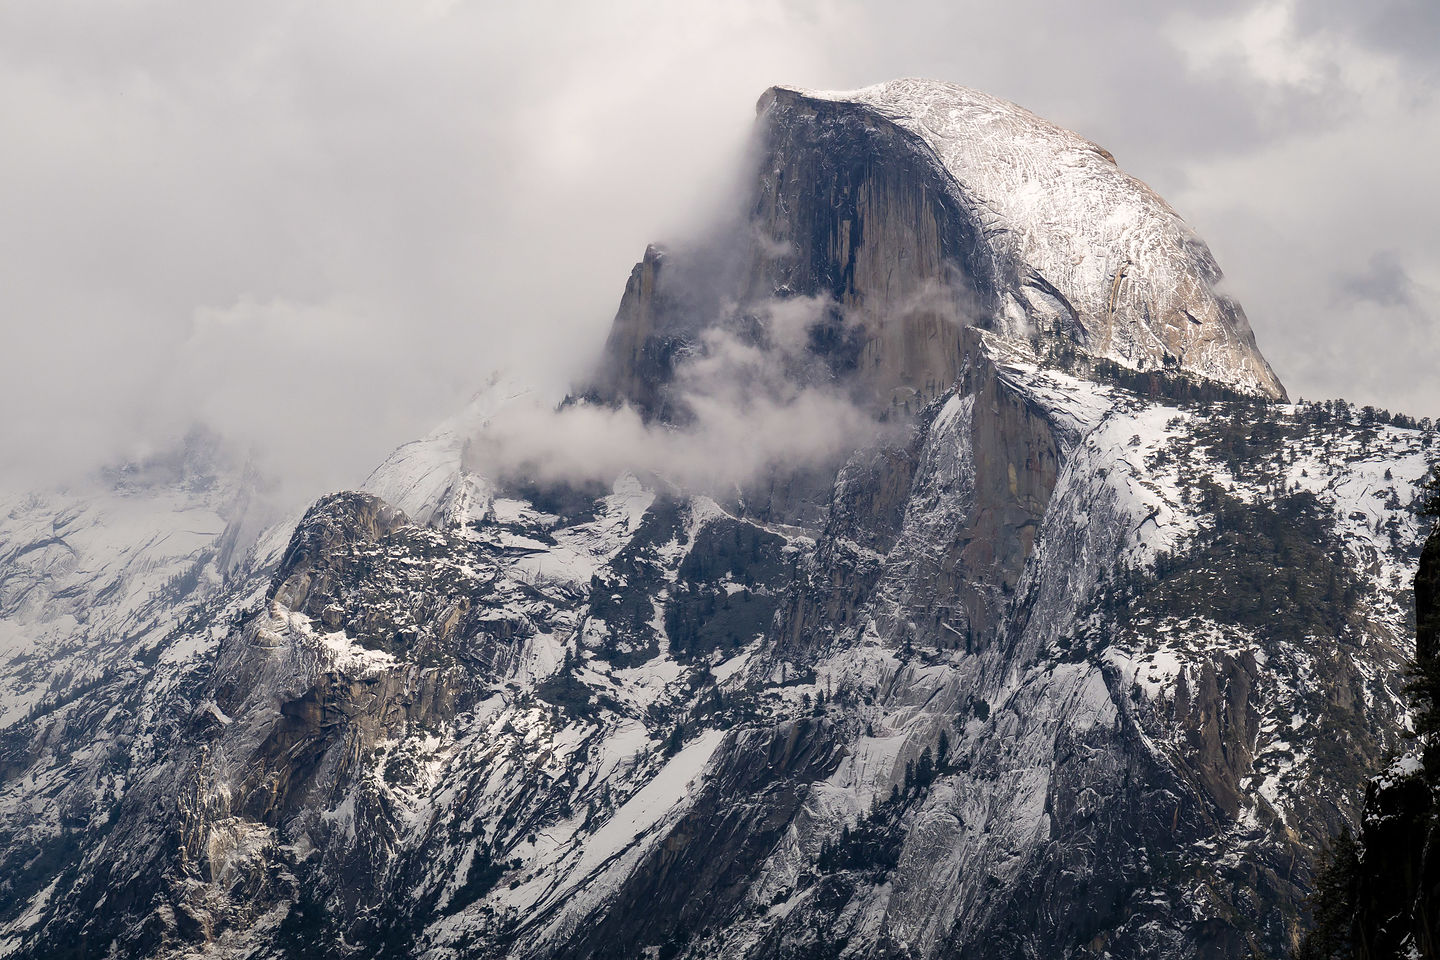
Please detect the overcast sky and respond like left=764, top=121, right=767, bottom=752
left=1, top=0, right=1436, bottom=500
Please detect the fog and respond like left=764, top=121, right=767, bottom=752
left=1, top=0, right=1436, bottom=505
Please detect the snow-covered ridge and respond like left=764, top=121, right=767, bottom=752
left=769, top=79, right=1286, bottom=400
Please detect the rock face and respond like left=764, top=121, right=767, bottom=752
left=0, top=80, right=1427, bottom=960
left=594, top=79, right=1285, bottom=419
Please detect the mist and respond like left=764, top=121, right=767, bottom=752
left=1, top=1, right=1436, bottom=506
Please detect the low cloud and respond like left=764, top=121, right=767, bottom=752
left=465, top=295, right=902, bottom=495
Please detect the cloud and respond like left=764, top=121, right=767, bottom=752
left=467, top=382, right=887, bottom=498
left=0, top=1, right=849, bottom=495
left=1338, top=251, right=1419, bottom=309
left=0, top=0, right=1436, bottom=502
left=465, top=294, right=906, bottom=495
left=1292, top=0, right=1440, bottom=78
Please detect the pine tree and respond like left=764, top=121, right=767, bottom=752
left=917, top=747, right=934, bottom=788
left=1420, top=463, right=1440, bottom=521
left=1295, top=826, right=1359, bottom=960
left=664, top=723, right=685, bottom=757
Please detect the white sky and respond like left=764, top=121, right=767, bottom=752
left=1, top=0, right=1436, bottom=501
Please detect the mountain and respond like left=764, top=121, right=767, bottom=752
left=0, top=80, right=1431, bottom=960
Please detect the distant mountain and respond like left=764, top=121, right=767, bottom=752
left=0, top=81, right=1430, bottom=960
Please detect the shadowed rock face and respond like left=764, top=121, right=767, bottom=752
left=593, top=88, right=989, bottom=417
left=772, top=328, right=1063, bottom=667
left=592, top=245, right=679, bottom=420
left=744, top=90, right=998, bottom=406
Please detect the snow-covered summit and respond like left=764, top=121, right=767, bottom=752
left=362, top=372, right=536, bottom=526
left=764, top=79, right=1286, bottom=399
